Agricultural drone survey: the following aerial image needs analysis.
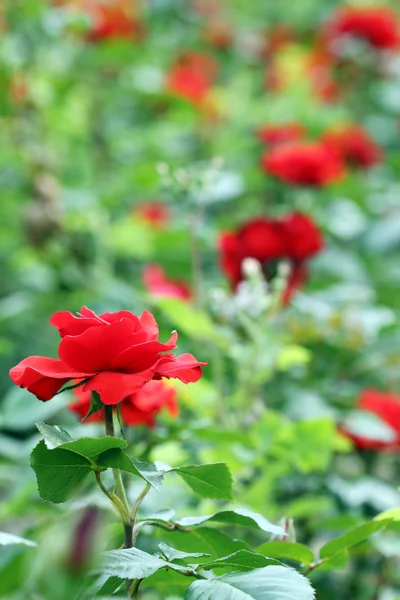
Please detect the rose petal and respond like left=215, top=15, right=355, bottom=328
left=155, top=353, right=207, bottom=384
left=58, top=318, right=139, bottom=372
left=82, top=369, right=155, bottom=405
left=9, top=356, right=90, bottom=401
left=50, top=311, right=103, bottom=338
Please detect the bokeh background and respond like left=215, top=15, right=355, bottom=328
left=1, top=1, right=400, bottom=599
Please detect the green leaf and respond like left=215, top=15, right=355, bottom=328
left=97, top=448, right=165, bottom=490
left=185, top=566, right=315, bottom=600
left=154, top=298, right=217, bottom=342
left=176, top=509, right=285, bottom=536
left=155, top=527, right=249, bottom=561
left=83, top=391, right=104, bottom=422
left=59, top=437, right=127, bottom=462
left=95, top=576, right=123, bottom=597
left=0, top=532, right=37, bottom=548
left=319, top=520, right=391, bottom=559
left=30, top=440, right=92, bottom=503
left=36, top=421, right=74, bottom=447
left=313, top=551, right=348, bottom=571
left=158, top=542, right=210, bottom=562
left=375, top=508, right=400, bottom=522
left=173, top=464, right=233, bottom=500
left=256, top=542, right=314, bottom=565
left=199, top=550, right=280, bottom=572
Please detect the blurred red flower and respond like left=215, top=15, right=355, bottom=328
left=261, top=141, right=345, bottom=186
left=166, top=51, right=218, bottom=106
left=322, top=124, right=382, bottom=169
left=324, top=5, right=399, bottom=51
left=10, top=307, right=206, bottom=404
left=134, top=201, right=170, bottom=228
left=307, top=49, right=341, bottom=103
left=257, top=123, right=306, bottom=146
left=82, top=0, right=145, bottom=43
left=219, top=213, right=323, bottom=302
left=143, top=265, right=191, bottom=301
left=69, top=379, right=178, bottom=427
left=342, top=389, right=400, bottom=450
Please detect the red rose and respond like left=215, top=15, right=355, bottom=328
left=256, top=123, right=306, bottom=146
left=83, top=0, right=146, bottom=43
left=324, top=5, right=399, bottom=51
left=166, top=51, right=218, bottom=106
left=342, top=389, right=400, bottom=451
left=69, top=379, right=178, bottom=428
left=10, top=307, right=206, bottom=405
left=219, top=213, right=323, bottom=302
left=322, top=124, right=382, bottom=169
left=142, top=265, right=191, bottom=301
left=261, top=141, right=345, bottom=186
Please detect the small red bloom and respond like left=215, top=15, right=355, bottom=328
left=219, top=213, right=323, bottom=302
left=82, top=0, right=145, bottom=43
left=322, top=124, right=382, bottom=169
left=307, top=50, right=341, bottom=104
left=342, top=389, right=400, bottom=451
left=143, top=265, right=191, bottom=301
left=133, top=202, right=170, bottom=228
left=10, top=307, right=206, bottom=405
left=257, top=123, right=306, bottom=146
left=166, top=51, right=218, bottom=106
left=324, top=5, right=399, bottom=51
left=261, top=141, right=345, bottom=186
left=69, top=379, right=178, bottom=428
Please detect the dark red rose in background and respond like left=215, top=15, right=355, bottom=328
left=10, top=307, right=206, bottom=405
left=166, top=51, right=218, bottom=106
left=341, top=389, right=400, bottom=451
left=219, top=213, right=323, bottom=302
left=143, top=264, right=191, bottom=301
left=257, top=123, right=306, bottom=146
left=133, top=201, right=170, bottom=228
left=324, top=5, right=399, bottom=51
left=261, top=141, right=345, bottom=186
left=322, top=124, right=382, bottom=169
left=69, top=379, right=178, bottom=428
left=82, top=0, right=145, bottom=43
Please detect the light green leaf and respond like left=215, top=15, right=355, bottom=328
left=256, top=542, right=314, bottom=565
left=176, top=509, right=284, bottom=536
left=154, top=298, right=216, bottom=341
left=158, top=542, right=210, bottom=562
left=97, top=448, right=165, bottom=490
left=376, top=508, right=400, bottom=522
left=276, top=345, right=311, bottom=371
left=36, top=421, right=74, bottom=448
left=185, top=566, right=315, bottom=600
left=30, top=440, right=92, bottom=503
left=319, top=520, right=391, bottom=559
left=173, top=464, right=233, bottom=500
left=0, top=532, right=37, bottom=548
left=199, top=550, right=280, bottom=572
left=101, top=547, right=188, bottom=580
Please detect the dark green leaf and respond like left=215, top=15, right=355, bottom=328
left=30, top=440, right=92, bottom=503
left=97, top=448, right=164, bottom=490
left=176, top=509, right=284, bottom=536
left=95, top=576, right=124, bottom=597
left=199, top=550, right=280, bottom=572
left=256, top=542, right=314, bottom=565
left=60, top=437, right=127, bottom=462
left=158, top=542, right=210, bottom=562
left=101, top=547, right=189, bottom=580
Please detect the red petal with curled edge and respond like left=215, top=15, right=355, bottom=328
left=155, top=353, right=207, bottom=384
left=9, top=356, right=90, bottom=401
